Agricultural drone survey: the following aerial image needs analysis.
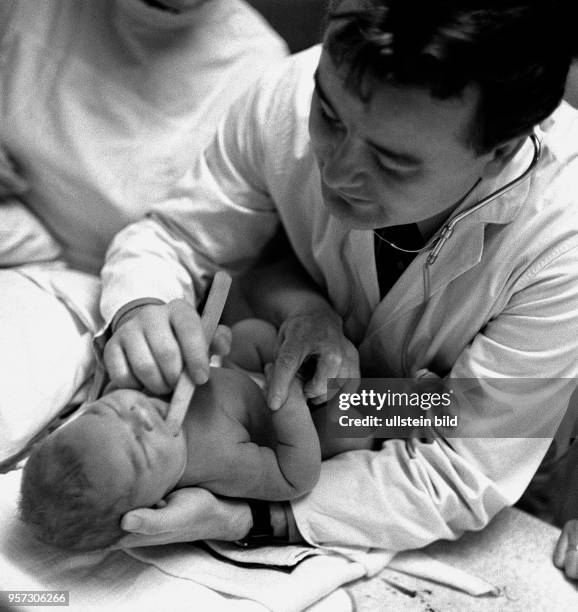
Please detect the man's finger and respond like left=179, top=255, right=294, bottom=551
left=145, top=327, right=183, bottom=390
left=116, top=532, right=177, bottom=548
left=121, top=508, right=170, bottom=535
left=304, top=351, right=342, bottom=400
left=566, top=551, right=578, bottom=579
left=171, top=306, right=210, bottom=385
left=121, top=489, right=206, bottom=534
left=554, top=530, right=568, bottom=568
left=268, top=348, right=303, bottom=410
left=103, top=339, right=141, bottom=390
left=123, top=332, right=172, bottom=395
left=565, top=520, right=578, bottom=579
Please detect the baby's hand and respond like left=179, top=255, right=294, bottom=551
left=553, top=519, right=578, bottom=579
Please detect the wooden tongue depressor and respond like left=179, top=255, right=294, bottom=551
left=166, top=270, right=232, bottom=435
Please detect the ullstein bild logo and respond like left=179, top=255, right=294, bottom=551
left=324, top=377, right=578, bottom=439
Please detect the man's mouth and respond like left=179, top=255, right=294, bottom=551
left=321, top=180, right=370, bottom=209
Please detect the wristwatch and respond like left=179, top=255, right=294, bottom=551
left=235, top=500, right=279, bottom=548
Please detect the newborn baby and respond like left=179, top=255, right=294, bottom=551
left=20, top=319, right=370, bottom=551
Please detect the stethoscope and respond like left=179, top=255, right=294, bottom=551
left=390, top=132, right=543, bottom=375
left=374, top=132, right=542, bottom=268
left=425, top=132, right=542, bottom=267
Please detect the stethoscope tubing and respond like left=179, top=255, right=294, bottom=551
left=401, top=132, right=542, bottom=375
left=425, top=133, right=542, bottom=266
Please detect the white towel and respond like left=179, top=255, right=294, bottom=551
left=0, top=469, right=362, bottom=611
left=1, top=467, right=499, bottom=612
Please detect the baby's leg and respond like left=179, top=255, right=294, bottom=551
left=226, top=318, right=278, bottom=372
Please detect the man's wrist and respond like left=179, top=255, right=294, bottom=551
left=234, top=501, right=305, bottom=547
left=222, top=498, right=253, bottom=541
left=111, top=298, right=165, bottom=332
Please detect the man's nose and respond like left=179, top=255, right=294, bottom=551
left=322, top=134, right=365, bottom=191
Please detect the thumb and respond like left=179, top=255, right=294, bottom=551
left=121, top=509, right=165, bottom=535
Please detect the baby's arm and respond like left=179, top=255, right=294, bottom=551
left=312, top=405, right=374, bottom=459
left=225, top=318, right=277, bottom=372
left=218, top=376, right=321, bottom=501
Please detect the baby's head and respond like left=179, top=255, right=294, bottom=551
left=19, top=389, right=187, bottom=551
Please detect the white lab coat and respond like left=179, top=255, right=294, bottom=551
left=102, top=47, right=578, bottom=553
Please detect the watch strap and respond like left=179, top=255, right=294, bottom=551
left=236, top=500, right=277, bottom=548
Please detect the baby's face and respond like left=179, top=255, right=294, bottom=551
left=55, top=389, right=187, bottom=512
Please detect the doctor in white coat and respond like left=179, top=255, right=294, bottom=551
left=100, top=0, right=578, bottom=552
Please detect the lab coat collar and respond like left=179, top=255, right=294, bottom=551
left=450, top=134, right=537, bottom=226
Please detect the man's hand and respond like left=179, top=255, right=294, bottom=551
left=104, top=298, right=231, bottom=395
left=554, top=519, right=578, bottom=579
left=267, top=309, right=360, bottom=410
left=115, top=488, right=252, bottom=548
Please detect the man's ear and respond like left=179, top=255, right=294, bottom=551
left=481, top=136, right=528, bottom=179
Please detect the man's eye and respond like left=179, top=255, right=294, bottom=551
left=375, top=155, right=418, bottom=179
left=317, top=98, right=343, bottom=127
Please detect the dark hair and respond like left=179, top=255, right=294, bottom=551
left=19, top=440, right=128, bottom=551
left=325, top=1, right=576, bottom=152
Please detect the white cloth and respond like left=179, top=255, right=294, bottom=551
left=0, top=146, right=61, bottom=266
left=101, top=47, right=578, bottom=553
left=0, top=201, right=62, bottom=267
left=0, top=270, right=97, bottom=465
left=0, top=0, right=287, bottom=463
left=0, top=468, right=357, bottom=612
left=0, top=468, right=499, bottom=612
left=0, top=0, right=287, bottom=273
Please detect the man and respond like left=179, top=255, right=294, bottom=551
left=101, top=0, right=578, bottom=551
left=0, top=0, right=287, bottom=463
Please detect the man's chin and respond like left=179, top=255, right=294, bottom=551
left=322, top=195, right=382, bottom=230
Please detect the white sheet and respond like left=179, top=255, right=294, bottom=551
left=1, top=464, right=499, bottom=611
left=0, top=469, right=361, bottom=612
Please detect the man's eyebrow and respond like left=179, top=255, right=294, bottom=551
left=314, top=69, right=421, bottom=167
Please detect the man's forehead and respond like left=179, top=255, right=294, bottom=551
left=317, top=47, right=480, bottom=152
